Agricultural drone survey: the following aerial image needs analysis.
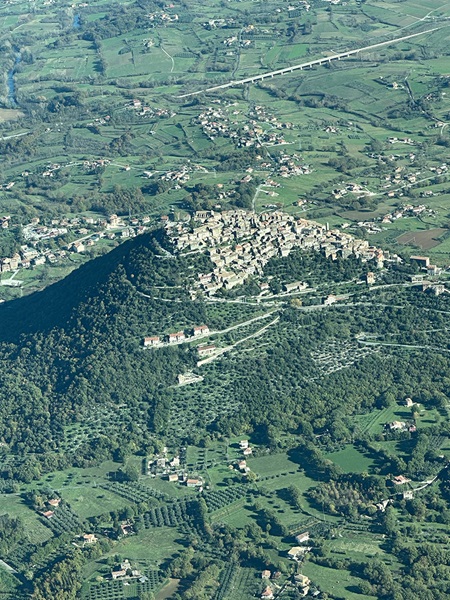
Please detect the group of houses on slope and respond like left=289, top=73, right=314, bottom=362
left=0, top=213, right=152, bottom=278
left=235, top=439, right=253, bottom=474
left=143, top=324, right=210, bottom=348
left=193, top=103, right=294, bottom=151
left=261, top=530, right=313, bottom=598
left=147, top=447, right=203, bottom=489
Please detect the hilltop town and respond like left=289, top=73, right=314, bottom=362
left=168, top=209, right=390, bottom=297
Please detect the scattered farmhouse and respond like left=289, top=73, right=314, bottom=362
left=198, top=344, right=217, bottom=357
left=387, top=421, right=407, bottom=431
left=324, top=294, right=337, bottom=306
left=295, top=531, right=310, bottom=544
left=295, top=574, right=311, bottom=588
left=238, top=460, right=248, bottom=472
left=288, top=546, right=305, bottom=560
left=82, top=533, right=98, bottom=545
left=186, top=478, right=203, bottom=488
left=143, top=336, right=160, bottom=347
left=111, top=559, right=141, bottom=580
left=392, top=475, right=411, bottom=485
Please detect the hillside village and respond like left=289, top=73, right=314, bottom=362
left=168, top=209, right=390, bottom=297
left=0, top=213, right=152, bottom=281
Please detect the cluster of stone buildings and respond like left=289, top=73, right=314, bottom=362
left=381, top=203, right=432, bottom=224
left=0, top=214, right=152, bottom=279
left=193, top=104, right=292, bottom=150
left=168, top=210, right=386, bottom=296
left=259, top=535, right=312, bottom=597
left=111, top=559, right=145, bottom=581
left=128, top=99, right=176, bottom=119
left=0, top=246, right=67, bottom=274
left=276, top=152, right=311, bottom=177
left=203, top=18, right=234, bottom=29
left=236, top=439, right=253, bottom=473
left=382, top=163, right=447, bottom=197
left=333, top=182, right=372, bottom=200
left=147, top=448, right=203, bottom=488
left=23, top=220, right=69, bottom=243
left=160, top=165, right=190, bottom=185
left=147, top=10, right=179, bottom=24
left=39, top=496, right=61, bottom=520
left=386, top=420, right=416, bottom=434
left=410, top=256, right=443, bottom=280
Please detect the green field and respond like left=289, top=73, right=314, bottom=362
left=1, top=0, right=450, bottom=597
left=0, top=0, right=448, bottom=272
left=325, top=445, right=376, bottom=474
left=302, top=560, right=377, bottom=600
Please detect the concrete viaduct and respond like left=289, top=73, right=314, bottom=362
left=178, top=27, right=441, bottom=99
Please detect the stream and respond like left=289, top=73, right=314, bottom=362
left=6, top=51, right=21, bottom=107
left=6, top=12, right=80, bottom=105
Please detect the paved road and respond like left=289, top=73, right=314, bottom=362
left=178, top=27, right=442, bottom=98
left=251, top=184, right=263, bottom=212
left=197, top=315, right=280, bottom=365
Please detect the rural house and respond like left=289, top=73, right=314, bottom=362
left=261, top=586, right=274, bottom=599
left=198, top=344, right=216, bottom=357
left=193, top=325, right=210, bottom=336
left=143, top=336, right=160, bottom=347
left=295, top=531, right=310, bottom=544
left=168, top=332, right=185, bottom=343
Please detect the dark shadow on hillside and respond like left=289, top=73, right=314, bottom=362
left=347, top=585, right=362, bottom=595
left=0, top=233, right=153, bottom=343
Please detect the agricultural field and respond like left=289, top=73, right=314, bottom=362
left=0, top=0, right=448, bottom=267
left=1, top=0, right=450, bottom=598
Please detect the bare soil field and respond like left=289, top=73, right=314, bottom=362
left=155, top=578, right=181, bottom=600
left=0, top=108, right=23, bottom=122
left=396, top=227, right=447, bottom=249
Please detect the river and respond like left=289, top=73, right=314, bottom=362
left=6, top=15, right=79, bottom=105
left=6, top=51, right=21, bottom=107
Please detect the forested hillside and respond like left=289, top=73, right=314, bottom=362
left=1, top=228, right=450, bottom=599
left=1, top=228, right=449, bottom=486
left=0, top=232, right=215, bottom=478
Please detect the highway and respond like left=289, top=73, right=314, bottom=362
left=178, top=27, right=442, bottom=98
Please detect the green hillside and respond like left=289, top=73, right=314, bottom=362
left=0, top=233, right=450, bottom=598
